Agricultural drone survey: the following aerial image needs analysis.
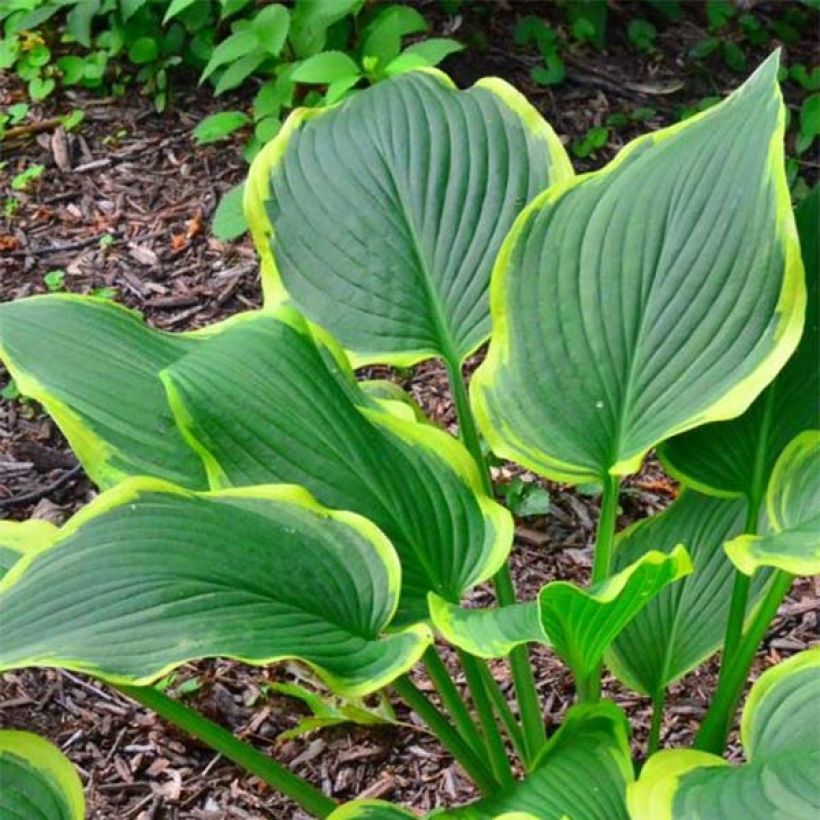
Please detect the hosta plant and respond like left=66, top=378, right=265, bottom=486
left=0, top=53, right=818, bottom=818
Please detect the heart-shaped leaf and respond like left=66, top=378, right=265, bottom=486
left=660, top=185, right=819, bottom=503
left=245, top=69, right=572, bottom=367
left=725, top=430, right=820, bottom=576
left=472, top=53, right=804, bottom=484
left=0, top=730, right=85, bottom=819
left=161, top=307, right=512, bottom=624
left=629, top=648, right=820, bottom=819
left=606, top=491, right=770, bottom=698
left=0, top=479, right=431, bottom=695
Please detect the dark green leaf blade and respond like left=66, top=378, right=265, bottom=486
left=473, top=53, right=805, bottom=484
left=245, top=70, right=573, bottom=367
left=161, top=307, right=512, bottom=624
left=0, top=479, right=431, bottom=695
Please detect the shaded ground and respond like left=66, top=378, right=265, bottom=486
left=1, top=2, right=818, bottom=817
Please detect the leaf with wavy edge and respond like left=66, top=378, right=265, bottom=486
left=726, top=430, right=820, bottom=575
left=606, top=491, right=771, bottom=698
left=628, top=648, right=820, bottom=819
left=0, top=730, right=85, bottom=820
left=472, top=52, right=804, bottom=485
left=245, top=69, right=573, bottom=367
left=430, top=548, right=691, bottom=691
left=161, top=307, right=511, bottom=624
left=0, top=478, right=431, bottom=696
left=0, top=295, right=211, bottom=490
left=660, top=186, right=819, bottom=502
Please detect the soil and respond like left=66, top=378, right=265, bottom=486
left=0, top=2, right=817, bottom=818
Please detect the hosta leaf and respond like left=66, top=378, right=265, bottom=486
left=429, top=595, right=546, bottom=658
left=629, top=648, right=820, bottom=819
left=472, top=53, right=805, bottom=484
left=245, top=69, right=572, bottom=367
left=0, top=519, right=55, bottom=581
left=0, top=295, right=207, bottom=490
left=445, top=703, right=633, bottom=819
left=329, top=801, right=416, bottom=819
left=606, top=492, right=769, bottom=698
left=660, top=185, right=819, bottom=501
left=0, top=479, right=431, bottom=695
left=430, top=548, right=691, bottom=689
left=725, top=430, right=820, bottom=575
left=161, top=307, right=512, bottom=624
left=0, top=730, right=85, bottom=820
left=539, top=548, right=691, bottom=688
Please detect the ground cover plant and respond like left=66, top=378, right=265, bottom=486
left=0, top=50, right=818, bottom=818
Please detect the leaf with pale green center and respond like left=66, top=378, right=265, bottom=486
left=429, top=548, right=691, bottom=691
left=660, top=185, right=819, bottom=503
left=606, top=491, right=770, bottom=698
left=244, top=69, right=573, bottom=367
left=725, top=430, right=820, bottom=575
left=0, top=519, right=55, bottom=581
left=0, top=295, right=207, bottom=489
left=160, top=307, right=511, bottom=625
left=472, top=53, right=804, bottom=484
left=444, top=703, right=633, bottom=819
left=629, top=648, right=820, bottom=819
left=0, top=730, right=85, bottom=820
left=0, top=478, right=431, bottom=695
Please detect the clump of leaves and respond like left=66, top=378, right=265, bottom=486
left=0, top=55, right=817, bottom=820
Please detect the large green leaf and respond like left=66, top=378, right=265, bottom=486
left=430, top=549, right=691, bottom=691
left=629, top=648, right=820, bottom=819
left=660, top=185, right=819, bottom=502
left=0, top=730, right=85, bottom=820
left=0, top=295, right=207, bottom=489
left=606, top=491, right=770, bottom=698
left=0, top=519, right=55, bottom=581
left=725, top=430, right=820, bottom=576
left=472, top=53, right=805, bottom=484
left=245, top=69, right=573, bottom=367
left=0, top=479, right=431, bottom=695
left=161, top=307, right=511, bottom=624
left=445, top=703, right=633, bottom=819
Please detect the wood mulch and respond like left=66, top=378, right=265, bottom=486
left=1, top=2, right=817, bottom=817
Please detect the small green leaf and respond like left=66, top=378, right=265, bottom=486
left=254, top=114, right=281, bottom=144
left=193, top=111, right=251, bottom=144
left=292, top=50, right=360, bottom=84
left=0, top=380, right=19, bottom=402
left=690, top=37, right=721, bottom=59
left=800, top=94, right=820, bottom=139
left=28, top=77, right=55, bottom=101
left=43, top=270, right=66, bottom=292
left=66, top=0, right=99, bottom=48
left=722, top=41, right=747, bottom=73
left=401, top=37, right=463, bottom=67
left=252, top=3, right=290, bottom=56
left=200, top=30, right=259, bottom=81
left=530, top=54, right=565, bottom=86
left=11, top=164, right=44, bottom=191
left=214, top=52, right=267, bottom=95
left=128, top=37, right=159, bottom=65
left=212, top=182, right=248, bottom=240
left=706, top=0, right=736, bottom=31
left=60, top=110, right=84, bottom=131
left=628, top=19, right=657, bottom=52
left=27, top=45, right=50, bottom=68
left=163, top=0, right=198, bottom=24
left=7, top=103, right=28, bottom=125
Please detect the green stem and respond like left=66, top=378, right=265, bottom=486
left=476, top=661, right=529, bottom=769
left=422, top=647, right=486, bottom=758
left=591, top=473, right=620, bottom=584
left=444, top=356, right=546, bottom=762
left=647, top=690, right=665, bottom=757
left=458, top=650, right=515, bottom=786
left=695, top=570, right=793, bottom=754
left=118, top=685, right=336, bottom=818
left=722, top=499, right=761, bottom=664
left=393, top=676, right=499, bottom=794
left=576, top=671, right=600, bottom=704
